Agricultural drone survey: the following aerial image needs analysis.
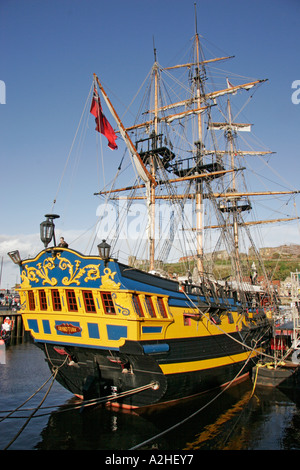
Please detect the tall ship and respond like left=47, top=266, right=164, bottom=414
left=8, top=12, right=299, bottom=411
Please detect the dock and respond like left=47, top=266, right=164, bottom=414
left=0, top=310, right=29, bottom=345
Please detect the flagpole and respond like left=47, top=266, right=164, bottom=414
left=93, top=74, right=156, bottom=185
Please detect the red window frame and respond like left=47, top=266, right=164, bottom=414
left=51, top=289, right=62, bottom=311
left=145, top=295, right=156, bottom=318
left=101, top=292, right=116, bottom=315
left=28, top=290, right=35, bottom=311
left=39, top=290, right=47, bottom=311
left=132, top=294, right=144, bottom=317
left=83, top=290, right=96, bottom=313
left=157, top=297, right=168, bottom=318
left=66, top=290, right=78, bottom=312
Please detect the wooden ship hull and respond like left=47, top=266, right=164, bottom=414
left=17, top=247, right=271, bottom=410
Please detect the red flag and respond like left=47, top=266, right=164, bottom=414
left=90, top=87, right=118, bottom=150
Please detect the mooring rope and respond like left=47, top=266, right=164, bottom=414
left=0, top=380, right=157, bottom=449
left=2, top=368, right=59, bottom=450
left=129, top=347, right=257, bottom=450
left=1, top=352, right=70, bottom=450
left=0, top=373, right=56, bottom=424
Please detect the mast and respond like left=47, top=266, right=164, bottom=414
left=93, top=8, right=299, bottom=289
left=149, top=42, right=159, bottom=271
left=227, top=98, right=239, bottom=253
left=194, top=4, right=204, bottom=275
left=226, top=97, right=243, bottom=284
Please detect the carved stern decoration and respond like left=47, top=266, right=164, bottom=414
left=19, top=250, right=124, bottom=292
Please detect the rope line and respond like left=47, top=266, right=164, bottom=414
left=2, top=369, right=59, bottom=450
left=1, top=352, right=69, bottom=450
left=129, top=294, right=273, bottom=450
left=0, top=381, right=156, bottom=423
left=182, top=288, right=274, bottom=361
left=51, top=81, right=94, bottom=212
left=129, top=347, right=257, bottom=450
left=0, top=290, right=273, bottom=449
left=0, top=374, right=55, bottom=424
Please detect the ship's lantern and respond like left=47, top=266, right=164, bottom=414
left=7, top=250, right=22, bottom=265
left=40, top=214, right=60, bottom=248
left=98, top=239, right=111, bottom=260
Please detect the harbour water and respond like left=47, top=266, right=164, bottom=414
left=1, top=341, right=300, bottom=451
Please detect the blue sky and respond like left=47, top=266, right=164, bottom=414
left=0, top=0, right=300, bottom=287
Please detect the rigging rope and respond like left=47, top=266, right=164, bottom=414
left=0, top=343, right=156, bottom=449
left=129, top=286, right=271, bottom=450
left=181, top=288, right=274, bottom=361
left=51, top=82, right=94, bottom=213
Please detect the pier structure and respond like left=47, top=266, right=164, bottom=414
left=0, top=311, right=27, bottom=345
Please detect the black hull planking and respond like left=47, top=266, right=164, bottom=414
left=37, top=325, right=270, bottom=410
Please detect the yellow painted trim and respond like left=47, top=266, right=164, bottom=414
left=160, top=350, right=257, bottom=375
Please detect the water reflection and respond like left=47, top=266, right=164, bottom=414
left=1, top=343, right=300, bottom=450
left=34, top=380, right=292, bottom=450
left=35, top=398, right=167, bottom=450
left=35, top=380, right=300, bottom=450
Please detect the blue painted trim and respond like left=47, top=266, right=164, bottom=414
left=143, top=343, right=169, bottom=354
left=142, top=326, right=162, bottom=333
left=167, top=297, right=237, bottom=310
left=42, top=319, right=51, bottom=334
left=87, top=322, right=100, bottom=339
left=106, top=324, right=127, bottom=340
left=22, top=251, right=238, bottom=314
left=168, top=298, right=194, bottom=308
left=28, top=319, right=39, bottom=333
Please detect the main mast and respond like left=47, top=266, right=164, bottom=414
left=225, top=97, right=244, bottom=284
left=149, top=45, right=159, bottom=271
left=93, top=5, right=299, bottom=285
left=194, top=8, right=204, bottom=275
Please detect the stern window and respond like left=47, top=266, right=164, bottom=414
left=51, top=289, right=62, bottom=311
left=132, top=294, right=144, bottom=317
left=157, top=297, right=168, bottom=318
left=28, top=290, right=35, bottom=311
left=145, top=295, right=156, bottom=318
left=66, top=290, right=78, bottom=312
left=39, top=290, right=47, bottom=311
left=101, top=292, right=116, bottom=315
left=83, top=290, right=96, bottom=313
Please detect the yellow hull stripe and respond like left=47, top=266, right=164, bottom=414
left=160, top=350, right=256, bottom=375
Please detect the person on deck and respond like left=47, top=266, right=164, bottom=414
left=58, top=237, right=68, bottom=248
